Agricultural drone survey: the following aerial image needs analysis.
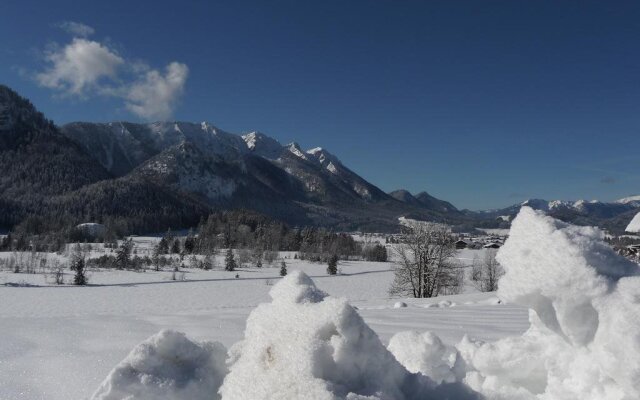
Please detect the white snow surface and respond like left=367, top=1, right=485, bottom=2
left=462, top=207, right=640, bottom=400
left=625, top=211, right=640, bottom=233
left=3, top=209, right=640, bottom=399
left=0, top=256, right=526, bottom=400
left=92, top=330, right=228, bottom=400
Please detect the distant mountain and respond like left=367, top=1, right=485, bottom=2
left=616, top=195, right=640, bottom=207
left=470, top=197, right=640, bottom=233
left=61, top=118, right=462, bottom=232
left=0, top=85, right=465, bottom=233
left=389, top=190, right=459, bottom=214
left=388, top=190, right=423, bottom=207
left=4, top=84, right=634, bottom=235
left=0, top=85, right=112, bottom=229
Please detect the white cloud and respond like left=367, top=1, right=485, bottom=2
left=36, top=38, right=124, bottom=95
left=125, top=62, right=189, bottom=120
left=34, top=26, right=189, bottom=120
left=56, top=21, right=95, bottom=37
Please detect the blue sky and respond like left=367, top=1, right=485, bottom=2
left=2, top=0, right=639, bottom=210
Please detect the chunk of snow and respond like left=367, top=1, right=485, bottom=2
left=91, top=330, right=228, bottom=400
left=625, top=212, right=640, bottom=233
left=393, top=301, right=408, bottom=308
left=388, top=331, right=463, bottom=384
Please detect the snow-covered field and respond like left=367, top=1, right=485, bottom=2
left=1, top=207, right=639, bottom=399
left=0, top=251, right=527, bottom=400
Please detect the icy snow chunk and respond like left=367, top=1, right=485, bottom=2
left=268, top=269, right=327, bottom=304
left=388, top=331, right=462, bottom=384
left=393, top=301, right=408, bottom=308
left=220, top=270, right=477, bottom=400
left=91, top=330, right=228, bottom=400
left=497, top=206, right=638, bottom=346
left=625, top=212, right=640, bottom=233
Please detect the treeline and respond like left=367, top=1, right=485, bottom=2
left=1, top=209, right=388, bottom=263
left=153, top=210, right=387, bottom=262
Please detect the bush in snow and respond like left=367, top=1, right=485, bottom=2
left=91, top=330, right=228, bottom=400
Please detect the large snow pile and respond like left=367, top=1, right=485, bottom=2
left=625, top=211, right=640, bottom=233
left=94, top=210, right=640, bottom=399
left=220, top=270, right=476, bottom=400
left=458, top=207, right=640, bottom=400
left=91, top=330, right=228, bottom=400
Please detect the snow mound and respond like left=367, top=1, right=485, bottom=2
left=220, top=270, right=477, bottom=400
left=91, top=330, right=228, bottom=400
left=393, top=301, right=408, bottom=308
left=497, top=206, right=638, bottom=345
left=458, top=207, right=640, bottom=400
left=625, top=211, right=640, bottom=233
left=388, top=331, right=463, bottom=384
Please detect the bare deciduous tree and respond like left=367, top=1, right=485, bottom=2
left=390, top=221, right=459, bottom=298
left=471, top=249, right=504, bottom=292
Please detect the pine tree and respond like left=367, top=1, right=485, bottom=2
left=327, top=254, right=338, bottom=275
left=157, top=237, right=169, bottom=254
left=115, top=238, right=133, bottom=270
left=184, top=229, right=196, bottom=254
left=152, top=244, right=162, bottom=271
left=280, top=260, right=287, bottom=277
left=225, top=249, right=237, bottom=271
left=171, top=238, right=181, bottom=254
left=71, top=246, right=87, bottom=285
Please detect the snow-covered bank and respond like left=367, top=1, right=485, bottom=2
left=0, top=260, right=526, bottom=400
left=94, top=207, right=640, bottom=400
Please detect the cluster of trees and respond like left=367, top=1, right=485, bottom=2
left=389, top=221, right=506, bottom=298
left=162, top=210, right=372, bottom=261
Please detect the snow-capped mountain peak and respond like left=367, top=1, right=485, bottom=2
left=242, top=131, right=284, bottom=159
left=287, top=142, right=308, bottom=160
left=616, top=195, right=640, bottom=205
left=306, top=146, right=341, bottom=166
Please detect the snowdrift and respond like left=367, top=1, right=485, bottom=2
left=460, top=207, right=640, bottom=400
left=94, top=207, right=639, bottom=399
left=91, top=330, right=228, bottom=400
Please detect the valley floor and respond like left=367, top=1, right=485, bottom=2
left=0, top=257, right=528, bottom=400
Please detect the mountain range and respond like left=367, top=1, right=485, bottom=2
left=0, top=84, right=637, bottom=235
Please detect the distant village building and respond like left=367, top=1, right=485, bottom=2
left=75, top=223, right=106, bottom=238
left=483, top=242, right=501, bottom=249
left=455, top=239, right=468, bottom=249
